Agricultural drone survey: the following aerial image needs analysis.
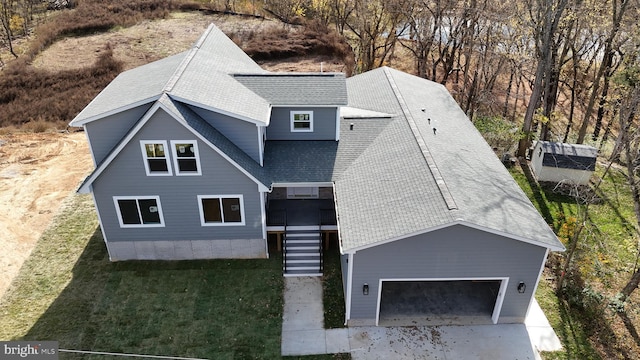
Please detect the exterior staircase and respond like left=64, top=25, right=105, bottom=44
left=283, top=225, right=323, bottom=276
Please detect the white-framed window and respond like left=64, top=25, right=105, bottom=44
left=171, top=140, right=201, bottom=176
left=140, top=141, right=172, bottom=176
left=290, top=111, right=313, bottom=132
left=197, top=195, right=245, bottom=226
left=113, top=196, right=165, bottom=228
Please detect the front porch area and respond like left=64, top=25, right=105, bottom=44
left=266, top=187, right=339, bottom=277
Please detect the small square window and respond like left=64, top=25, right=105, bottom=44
left=291, top=111, right=313, bottom=132
left=171, top=141, right=201, bottom=175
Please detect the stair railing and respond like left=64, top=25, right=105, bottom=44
left=282, top=211, right=288, bottom=273
left=318, top=209, right=324, bottom=274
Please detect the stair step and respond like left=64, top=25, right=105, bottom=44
left=284, top=272, right=323, bottom=277
left=287, top=258, right=320, bottom=263
left=286, top=238, right=320, bottom=242
left=286, top=252, right=320, bottom=258
left=286, top=265, right=320, bottom=272
left=286, top=225, right=320, bottom=231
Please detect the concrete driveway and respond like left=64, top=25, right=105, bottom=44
left=282, top=277, right=558, bottom=359
left=349, top=324, right=539, bottom=360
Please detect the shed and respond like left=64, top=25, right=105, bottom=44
left=530, top=141, right=597, bottom=185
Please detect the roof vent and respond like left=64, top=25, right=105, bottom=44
left=350, top=123, right=354, bottom=130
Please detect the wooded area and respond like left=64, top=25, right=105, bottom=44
left=2, top=0, right=640, bottom=358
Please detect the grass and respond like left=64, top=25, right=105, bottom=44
left=322, top=241, right=346, bottom=329
left=0, top=193, right=350, bottom=359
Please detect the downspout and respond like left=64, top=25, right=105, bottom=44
left=345, top=252, right=354, bottom=326
left=261, top=185, right=273, bottom=258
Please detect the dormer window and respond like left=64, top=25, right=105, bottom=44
left=171, top=141, right=201, bottom=175
left=291, top=111, right=313, bottom=132
left=141, top=141, right=172, bottom=176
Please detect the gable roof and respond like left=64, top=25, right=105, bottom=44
left=76, top=94, right=270, bottom=193
left=334, top=67, right=564, bottom=252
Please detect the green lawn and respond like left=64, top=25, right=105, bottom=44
left=0, top=194, right=348, bottom=359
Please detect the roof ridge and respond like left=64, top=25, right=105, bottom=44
left=163, top=24, right=215, bottom=93
left=382, top=67, right=458, bottom=211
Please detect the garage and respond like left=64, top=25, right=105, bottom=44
left=376, top=278, right=508, bottom=326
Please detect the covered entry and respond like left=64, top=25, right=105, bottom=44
left=376, top=278, right=508, bottom=326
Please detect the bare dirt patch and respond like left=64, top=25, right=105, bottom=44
left=0, top=131, right=92, bottom=299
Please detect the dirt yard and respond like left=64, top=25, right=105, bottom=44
left=0, top=131, right=92, bottom=298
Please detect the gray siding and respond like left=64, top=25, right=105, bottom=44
left=348, top=224, right=546, bottom=324
left=85, top=104, right=153, bottom=164
left=189, top=105, right=261, bottom=163
left=93, top=108, right=264, bottom=244
left=266, top=107, right=337, bottom=140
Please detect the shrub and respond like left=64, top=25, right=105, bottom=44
left=0, top=49, right=123, bottom=128
left=241, top=20, right=355, bottom=75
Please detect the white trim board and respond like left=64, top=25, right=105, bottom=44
left=375, top=277, right=509, bottom=326
left=344, top=220, right=565, bottom=254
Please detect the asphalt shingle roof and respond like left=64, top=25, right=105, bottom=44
left=71, top=53, right=186, bottom=124
left=234, top=73, right=348, bottom=106
left=335, top=67, right=563, bottom=251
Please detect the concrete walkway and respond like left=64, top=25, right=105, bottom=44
left=281, top=276, right=563, bottom=359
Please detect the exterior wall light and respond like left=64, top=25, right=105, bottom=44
left=517, top=282, right=526, bottom=294
left=363, top=283, right=369, bottom=295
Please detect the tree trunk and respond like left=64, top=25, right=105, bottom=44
left=621, top=270, right=640, bottom=301
left=592, top=52, right=615, bottom=141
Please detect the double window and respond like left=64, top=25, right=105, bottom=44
left=114, top=196, right=164, bottom=228
left=197, top=195, right=245, bottom=226
left=290, top=111, right=313, bottom=132
left=140, top=140, right=200, bottom=176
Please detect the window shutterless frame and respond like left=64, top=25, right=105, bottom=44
left=140, top=140, right=172, bottom=176
left=170, top=140, right=202, bottom=176
left=197, top=195, right=246, bottom=226
left=113, top=196, right=165, bottom=228
left=290, top=111, right=313, bottom=132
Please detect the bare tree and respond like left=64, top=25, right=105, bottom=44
left=517, top=0, right=570, bottom=157
left=575, top=0, right=633, bottom=144
left=0, top=0, right=18, bottom=58
left=346, top=0, right=411, bottom=72
left=616, top=74, right=640, bottom=301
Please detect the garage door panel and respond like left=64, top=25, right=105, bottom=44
left=378, top=280, right=503, bottom=326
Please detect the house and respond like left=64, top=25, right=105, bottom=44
left=530, top=141, right=598, bottom=186
left=71, top=24, right=565, bottom=326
